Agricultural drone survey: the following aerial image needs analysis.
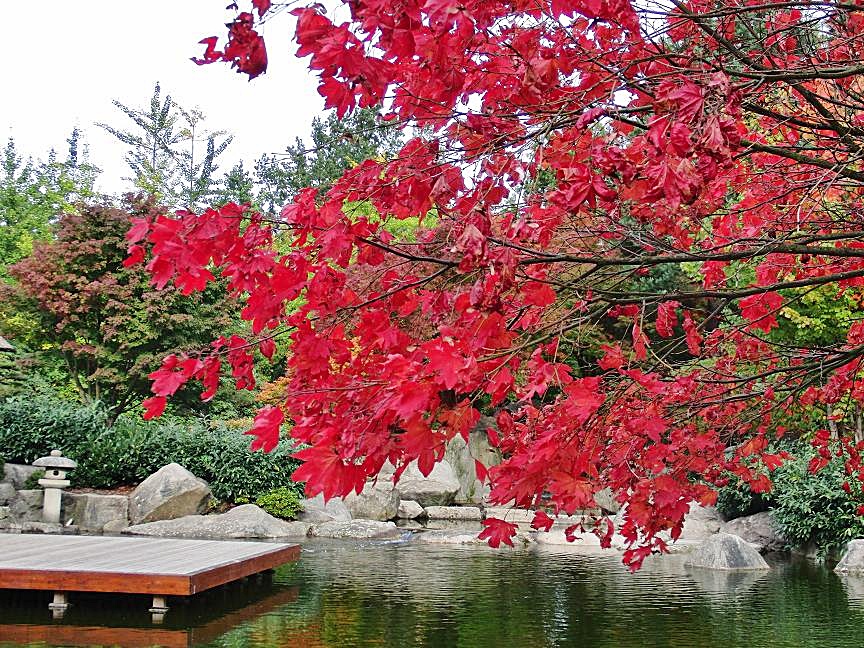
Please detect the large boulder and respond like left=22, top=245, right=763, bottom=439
left=685, top=533, right=770, bottom=570
left=0, top=482, right=16, bottom=505
left=3, top=463, right=42, bottom=489
left=835, top=539, right=864, bottom=574
left=720, top=511, right=786, bottom=553
left=9, top=489, right=42, bottom=521
left=129, top=464, right=211, bottom=524
left=680, top=504, right=724, bottom=541
left=394, top=460, right=461, bottom=507
left=343, top=481, right=400, bottom=521
left=299, top=494, right=352, bottom=523
left=593, top=488, right=622, bottom=514
left=124, top=504, right=310, bottom=539
left=62, top=493, right=129, bottom=532
left=444, top=417, right=502, bottom=504
left=310, top=519, right=402, bottom=540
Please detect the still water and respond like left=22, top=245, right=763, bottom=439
left=2, top=539, right=864, bottom=647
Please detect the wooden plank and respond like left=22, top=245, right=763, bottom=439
left=190, top=544, right=301, bottom=594
left=0, top=568, right=193, bottom=595
left=0, top=535, right=299, bottom=597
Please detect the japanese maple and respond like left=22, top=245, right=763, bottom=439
left=130, top=0, right=864, bottom=568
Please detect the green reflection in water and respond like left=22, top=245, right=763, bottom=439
left=3, top=540, right=864, bottom=648
left=207, top=542, right=864, bottom=648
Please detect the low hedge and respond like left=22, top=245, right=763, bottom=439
left=0, top=396, right=301, bottom=502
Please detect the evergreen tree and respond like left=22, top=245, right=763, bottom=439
left=0, top=133, right=99, bottom=276
left=254, top=108, right=403, bottom=214
left=99, top=82, right=231, bottom=208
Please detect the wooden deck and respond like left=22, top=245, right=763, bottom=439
left=0, top=534, right=299, bottom=611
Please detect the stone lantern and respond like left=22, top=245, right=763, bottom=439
left=33, top=450, right=77, bottom=523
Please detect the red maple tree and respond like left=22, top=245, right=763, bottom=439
left=131, top=0, right=864, bottom=567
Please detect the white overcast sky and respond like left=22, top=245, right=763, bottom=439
left=0, top=1, right=326, bottom=193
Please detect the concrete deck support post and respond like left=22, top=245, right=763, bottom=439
left=48, top=591, right=68, bottom=619
left=149, top=595, right=169, bottom=624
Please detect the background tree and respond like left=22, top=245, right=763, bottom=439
left=0, top=132, right=98, bottom=276
left=254, top=108, right=403, bottom=214
left=99, top=82, right=231, bottom=208
left=6, top=196, right=235, bottom=421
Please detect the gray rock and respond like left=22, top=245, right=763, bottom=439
left=593, top=488, right=622, bottom=514
left=19, top=521, right=80, bottom=535
left=310, top=519, right=402, bottom=540
left=62, top=493, right=129, bottom=532
left=124, top=504, right=310, bottom=539
left=2, top=463, right=41, bottom=489
left=0, top=482, right=16, bottom=505
left=0, top=505, right=9, bottom=520
left=685, top=533, right=770, bottom=570
left=415, top=528, right=534, bottom=546
left=394, top=460, right=461, bottom=506
left=129, top=463, right=211, bottom=524
left=485, top=506, right=536, bottom=524
left=10, top=489, right=42, bottom=521
left=299, top=494, right=352, bottom=523
left=425, top=505, right=483, bottom=521
left=444, top=418, right=502, bottom=504
left=680, top=504, right=724, bottom=541
left=533, top=528, right=628, bottom=552
left=414, top=529, right=486, bottom=545
left=720, top=511, right=786, bottom=553
left=835, top=539, right=864, bottom=574
left=343, top=481, right=400, bottom=521
left=102, top=519, right=131, bottom=534
left=397, top=500, right=425, bottom=519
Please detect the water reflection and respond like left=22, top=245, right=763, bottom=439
left=1, top=541, right=863, bottom=647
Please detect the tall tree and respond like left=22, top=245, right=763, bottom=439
left=135, top=0, right=864, bottom=566
left=177, top=107, right=233, bottom=208
left=99, top=83, right=231, bottom=208
left=0, top=132, right=98, bottom=276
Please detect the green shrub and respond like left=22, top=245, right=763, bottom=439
left=0, top=396, right=302, bottom=502
left=255, top=486, right=303, bottom=520
left=23, top=469, right=44, bottom=490
left=771, top=443, right=864, bottom=558
left=716, top=474, right=772, bottom=520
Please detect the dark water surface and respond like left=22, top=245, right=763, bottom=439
left=2, top=539, right=864, bottom=647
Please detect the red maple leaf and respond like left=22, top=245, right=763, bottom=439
left=245, top=406, right=284, bottom=453
left=479, top=518, right=519, bottom=548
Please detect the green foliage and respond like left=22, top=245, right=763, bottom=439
left=771, top=443, right=864, bottom=557
left=0, top=132, right=98, bottom=276
left=216, top=161, right=255, bottom=206
left=715, top=474, right=771, bottom=520
left=0, top=397, right=302, bottom=502
left=254, top=108, right=403, bottom=214
left=4, top=197, right=238, bottom=419
left=770, top=285, right=859, bottom=349
left=255, top=486, right=303, bottom=520
left=0, top=351, right=27, bottom=399
left=23, top=469, right=44, bottom=490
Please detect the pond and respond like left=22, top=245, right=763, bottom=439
left=2, top=539, right=864, bottom=647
